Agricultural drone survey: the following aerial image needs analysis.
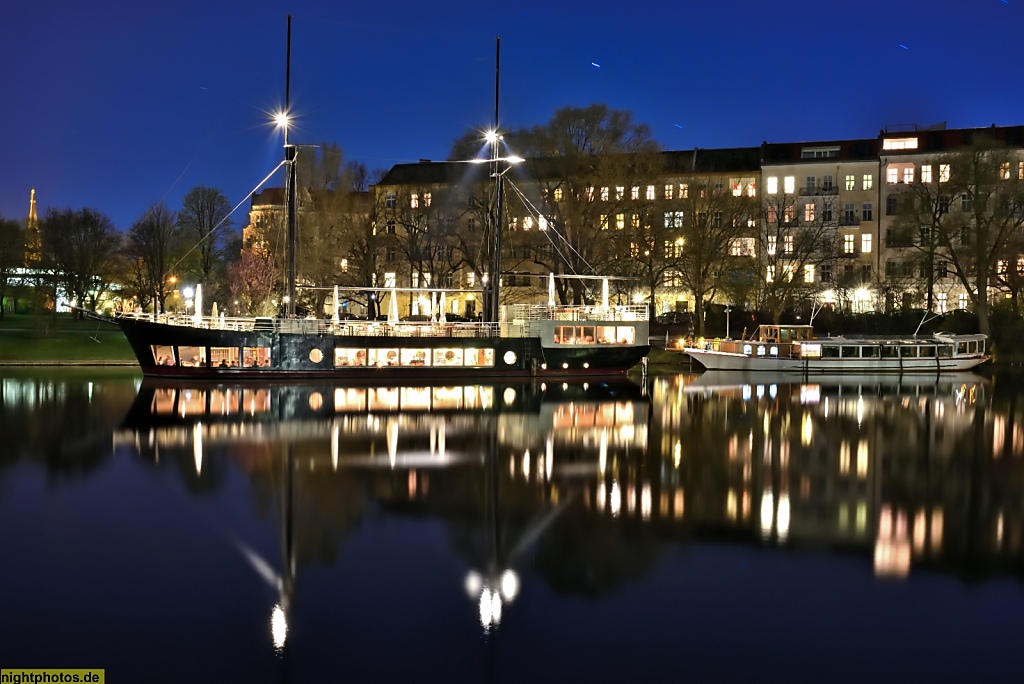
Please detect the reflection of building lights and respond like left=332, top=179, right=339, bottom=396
left=610, top=481, right=621, bottom=517
left=271, top=603, right=287, bottom=650
left=193, top=422, right=203, bottom=475
left=468, top=569, right=519, bottom=630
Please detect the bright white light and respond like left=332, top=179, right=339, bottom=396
left=500, top=569, right=519, bottom=601
left=274, top=111, right=290, bottom=128
left=182, top=287, right=194, bottom=300
left=485, top=130, right=498, bottom=143
left=271, top=603, right=288, bottom=649
left=465, top=571, right=482, bottom=599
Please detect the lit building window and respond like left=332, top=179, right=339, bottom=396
left=767, top=235, right=777, bottom=255
left=767, top=177, right=778, bottom=194
left=845, top=174, right=855, bottom=190
left=664, top=211, right=684, bottom=228
left=410, top=193, right=419, bottom=208
left=784, top=235, right=794, bottom=254
left=804, top=265, right=815, bottom=283
left=862, top=174, right=873, bottom=190
left=1001, top=163, right=1011, bottom=180
left=600, top=186, right=610, bottom=201
left=861, top=234, right=872, bottom=253
left=664, top=184, right=674, bottom=200
left=939, top=164, right=950, bottom=182
left=340, top=258, right=349, bottom=273
left=936, top=292, right=948, bottom=313
left=539, top=216, right=549, bottom=231
left=784, top=176, right=795, bottom=194
left=844, top=234, right=855, bottom=254
left=631, top=186, right=639, bottom=200
left=384, top=272, right=396, bottom=287
left=616, top=214, right=625, bottom=229
left=554, top=188, right=564, bottom=201
left=766, top=265, right=775, bottom=282
left=887, top=167, right=899, bottom=184
left=646, top=185, right=656, bottom=200
left=804, top=203, right=815, bottom=222
left=586, top=186, right=594, bottom=201
left=423, top=192, right=432, bottom=207
left=882, top=137, right=919, bottom=150
left=903, top=167, right=914, bottom=184
left=600, top=214, right=609, bottom=230
left=523, top=216, right=534, bottom=230
left=921, top=165, right=933, bottom=183
left=615, top=186, right=625, bottom=200
left=680, top=183, right=689, bottom=198
left=959, top=293, right=969, bottom=310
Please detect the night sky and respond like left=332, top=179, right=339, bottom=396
left=3, top=0, right=1021, bottom=231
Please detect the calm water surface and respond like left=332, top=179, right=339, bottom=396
left=1, top=368, right=1022, bottom=683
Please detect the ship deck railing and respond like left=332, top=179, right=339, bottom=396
left=117, top=304, right=649, bottom=339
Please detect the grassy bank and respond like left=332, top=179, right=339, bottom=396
left=0, top=314, right=135, bottom=362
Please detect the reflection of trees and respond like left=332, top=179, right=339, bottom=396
left=0, top=374, right=138, bottom=480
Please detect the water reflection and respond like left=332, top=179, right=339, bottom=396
left=653, top=371, right=1015, bottom=580
left=114, top=379, right=649, bottom=642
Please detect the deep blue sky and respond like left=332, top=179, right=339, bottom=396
left=3, top=0, right=1022, bottom=230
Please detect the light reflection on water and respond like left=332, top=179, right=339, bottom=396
left=2, top=370, right=1023, bottom=682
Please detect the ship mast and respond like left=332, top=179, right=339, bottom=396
left=284, top=15, right=298, bottom=318
left=488, top=36, right=502, bottom=324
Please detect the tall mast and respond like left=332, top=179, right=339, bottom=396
left=488, top=36, right=502, bottom=324
left=285, top=14, right=298, bottom=318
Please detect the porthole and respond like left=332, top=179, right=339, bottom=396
left=503, top=388, right=517, bottom=405
left=309, top=348, right=324, bottom=363
left=503, top=350, right=518, bottom=365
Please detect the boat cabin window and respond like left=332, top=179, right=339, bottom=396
left=400, top=348, right=429, bottom=366
left=178, top=345, right=207, bottom=367
left=937, top=344, right=952, bottom=358
left=211, top=347, right=241, bottom=367
left=920, top=346, right=936, bottom=357
left=335, top=348, right=368, bottom=366
left=151, top=345, right=175, bottom=366
left=900, top=345, right=918, bottom=358
left=822, top=345, right=840, bottom=358
left=369, top=348, right=400, bottom=367
left=464, top=348, right=495, bottom=367
left=861, top=346, right=880, bottom=358
left=554, top=325, right=635, bottom=344
left=244, top=347, right=272, bottom=367
left=433, top=348, right=464, bottom=366
left=840, top=346, right=859, bottom=358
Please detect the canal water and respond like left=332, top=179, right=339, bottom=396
left=1, top=369, right=1021, bottom=682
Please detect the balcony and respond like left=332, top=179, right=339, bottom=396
left=799, top=185, right=839, bottom=196
left=839, top=216, right=860, bottom=226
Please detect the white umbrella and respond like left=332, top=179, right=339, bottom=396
left=548, top=273, right=555, bottom=306
left=602, top=278, right=609, bottom=309
left=193, top=284, right=203, bottom=326
left=332, top=285, right=340, bottom=322
left=430, top=291, right=438, bottom=322
left=439, top=292, right=447, bottom=323
left=388, top=287, right=398, bottom=325
left=211, top=301, right=218, bottom=318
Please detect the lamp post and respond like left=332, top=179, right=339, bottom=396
left=475, top=136, right=522, bottom=324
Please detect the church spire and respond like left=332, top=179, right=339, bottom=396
left=25, top=187, right=41, bottom=266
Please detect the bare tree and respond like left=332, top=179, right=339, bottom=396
left=177, top=185, right=233, bottom=303
left=0, top=215, right=23, bottom=319
left=229, top=250, right=278, bottom=315
left=124, top=202, right=178, bottom=312
left=40, top=208, right=121, bottom=317
left=756, top=188, right=838, bottom=323
left=891, top=140, right=1024, bottom=336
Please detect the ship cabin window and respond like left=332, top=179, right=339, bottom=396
left=244, top=347, right=271, bottom=367
left=178, top=346, right=207, bottom=367
left=919, top=346, right=936, bottom=358
left=881, top=345, right=899, bottom=358
left=369, top=348, right=401, bottom=367
left=861, top=346, right=880, bottom=358
left=433, top=348, right=465, bottom=366
left=401, top=348, right=429, bottom=366
left=937, top=344, right=952, bottom=358
left=840, top=346, right=859, bottom=358
left=822, top=345, right=840, bottom=358
left=463, top=348, right=495, bottom=367
left=554, top=325, right=635, bottom=344
left=151, top=345, right=175, bottom=366
left=211, top=347, right=241, bottom=367
left=335, top=348, right=368, bottom=366
left=900, top=345, right=919, bottom=358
